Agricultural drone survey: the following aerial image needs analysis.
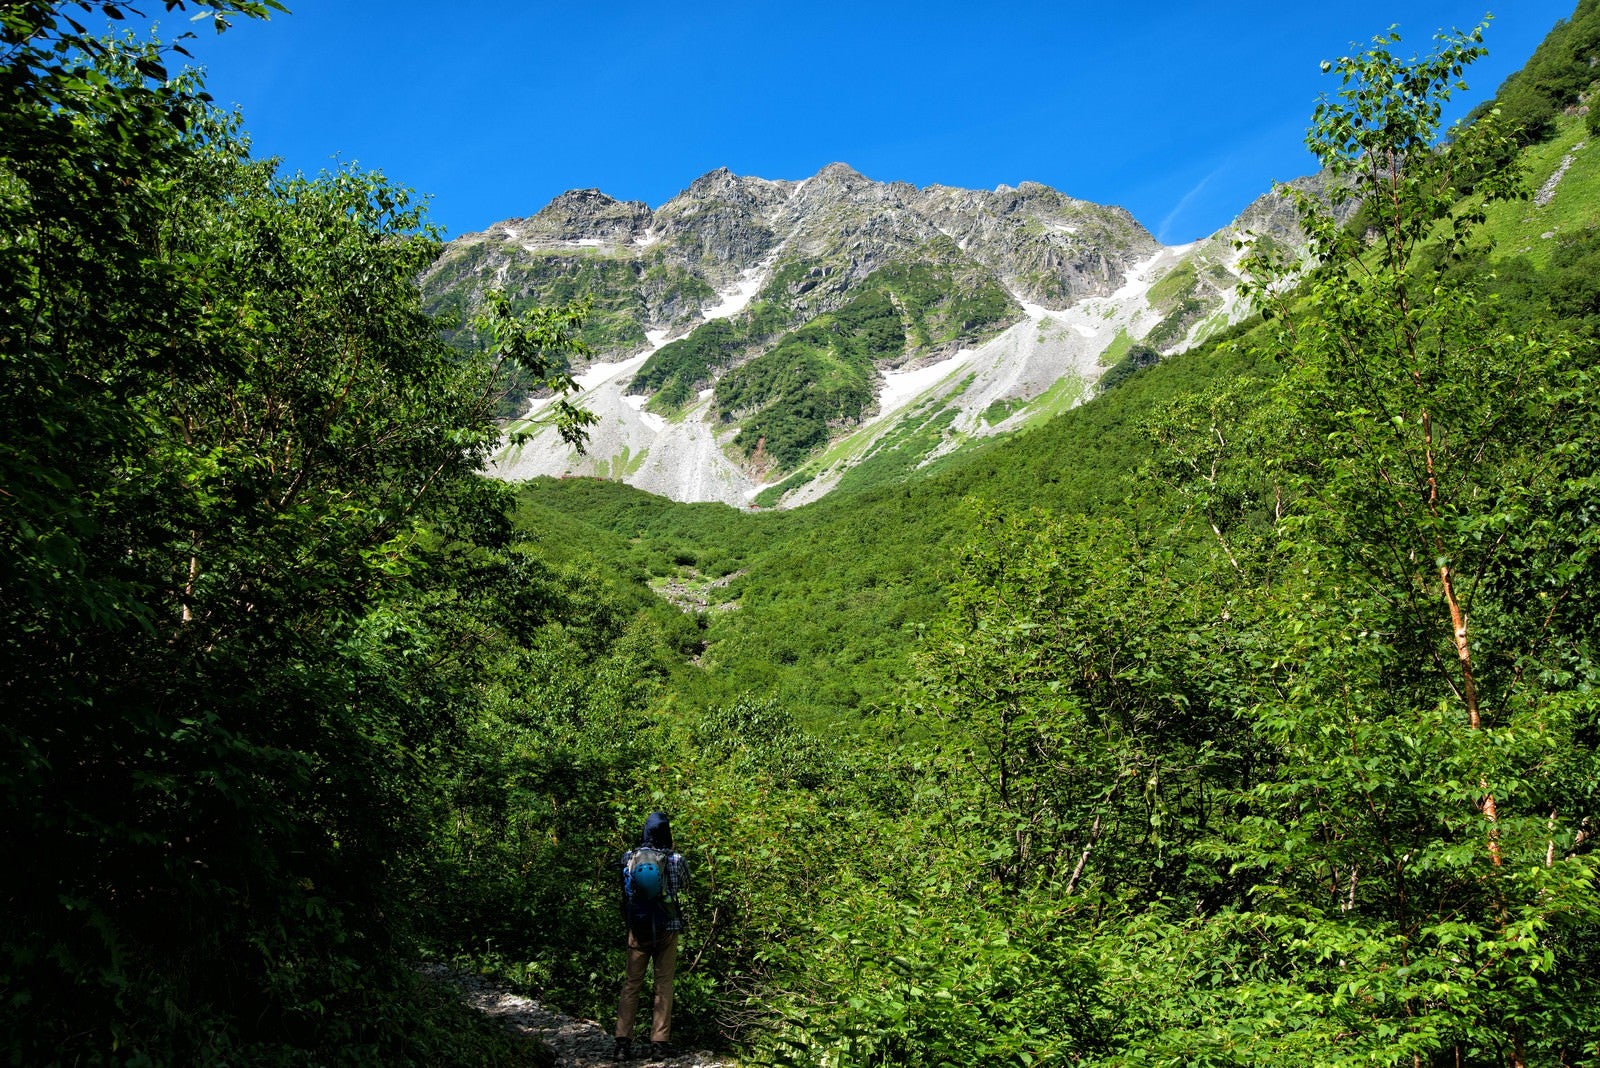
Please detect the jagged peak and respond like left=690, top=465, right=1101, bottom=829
left=1015, top=180, right=1076, bottom=201
left=1210, top=169, right=1353, bottom=247
left=685, top=167, right=737, bottom=195
left=519, top=187, right=653, bottom=243
left=812, top=162, right=869, bottom=184
left=665, top=167, right=800, bottom=211
left=990, top=180, right=1079, bottom=209
left=541, top=187, right=621, bottom=210
left=527, top=187, right=652, bottom=223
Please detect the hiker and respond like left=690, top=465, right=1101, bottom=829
left=613, top=811, right=690, bottom=1062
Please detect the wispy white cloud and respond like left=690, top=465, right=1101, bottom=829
left=1157, top=167, right=1223, bottom=244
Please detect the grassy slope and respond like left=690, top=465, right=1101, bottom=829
left=1484, top=115, right=1598, bottom=263
left=513, top=325, right=1270, bottom=731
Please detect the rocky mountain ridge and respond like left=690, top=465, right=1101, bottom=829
left=419, top=164, right=1320, bottom=508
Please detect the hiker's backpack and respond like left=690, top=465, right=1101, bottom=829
left=623, top=846, right=669, bottom=933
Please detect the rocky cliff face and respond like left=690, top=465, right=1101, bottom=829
left=651, top=168, right=791, bottom=277
left=910, top=181, right=1160, bottom=306
left=418, top=163, right=1301, bottom=508
left=1222, top=171, right=1354, bottom=249
left=419, top=163, right=1162, bottom=359
left=514, top=188, right=653, bottom=246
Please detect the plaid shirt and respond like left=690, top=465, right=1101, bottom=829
left=618, top=848, right=690, bottom=933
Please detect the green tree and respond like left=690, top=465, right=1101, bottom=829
left=1, top=8, right=592, bottom=1061
left=911, top=506, right=1252, bottom=901
left=1200, top=25, right=1600, bottom=1065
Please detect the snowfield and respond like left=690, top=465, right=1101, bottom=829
left=490, top=276, right=772, bottom=505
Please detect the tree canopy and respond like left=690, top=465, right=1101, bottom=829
left=2, top=6, right=599, bottom=1061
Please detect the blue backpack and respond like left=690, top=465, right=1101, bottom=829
left=624, top=846, right=669, bottom=933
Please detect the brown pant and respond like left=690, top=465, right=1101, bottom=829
left=615, top=929, right=679, bottom=1042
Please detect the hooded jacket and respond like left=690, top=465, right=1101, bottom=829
left=642, top=811, right=674, bottom=850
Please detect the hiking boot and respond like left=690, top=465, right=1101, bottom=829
left=611, top=1035, right=633, bottom=1061
left=648, top=1040, right=676, bottom=1061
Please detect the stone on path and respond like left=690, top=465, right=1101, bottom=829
left=422, top=966, right=737, bottom=1068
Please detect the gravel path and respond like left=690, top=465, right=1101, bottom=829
left=423, top=966, right=738, bottom=1068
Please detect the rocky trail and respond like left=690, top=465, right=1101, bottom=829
left=424, top=966, right=738, bottom=1068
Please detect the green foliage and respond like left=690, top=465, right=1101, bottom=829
left=861, top=238, right=1019, bottom=351
left=1209, top=23, right=1600, bottom=1062
left=634, top=317, right=750, bottom=409
left=631, top=298, right=802, bottom=415
left=752, top=468, right=817, bottom=508
left=710, top=242, right=1017, bottom=471
left=633, top=239, right=1017, bottom=466
left=0, top=10, right=594, bottom=1063
left=1468, top=0, right=1600, bottom=144
left=1547, top=225, right=1600, bottom=332
left=1143, top=295, right=1207, bottom=350
left=693, top=696, right=834, bottom=789
left=761, top=257, right=834, bottom=309
left=1145, top=259, right=1199, bottom=310
left=910, top=507, right=1258, bottom=901
left=1141, top=256, right=1235, bottom=353
left=470, top=289, right=601, bottom=435
left=1096, top=341, right=1161, bottom=393
left=763, top=838, right=1118, bottom=1067
left=980, top=396, right=1024, bottom=425
left=416, top=561, right=672, bottom=1016
left=513, top=304, right=1273, bottom=732
left=17, top=7, right=1595, bottom=1065
left=719, top=290, right=900, bottom=471
left=424, top=245, right=715, bottom=360
left=708, top=251, right=1018, bottom=475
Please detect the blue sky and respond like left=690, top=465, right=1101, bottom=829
left=172, top=2, right=1577, bottom=243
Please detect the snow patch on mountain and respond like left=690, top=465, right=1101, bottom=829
left=879, top=350, right=974, bottom=411
left=1113, top=244, right=1191, bottom=301
left=623, top=394, right=667, bottom=432
left=487, top=277, right=777, bottom=506
left=701, top=256, right=774, bottom=321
